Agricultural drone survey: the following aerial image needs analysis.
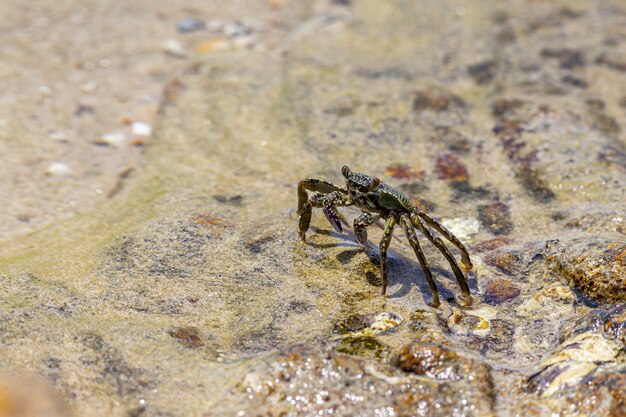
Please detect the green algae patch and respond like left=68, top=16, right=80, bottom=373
left=335, top=336, right=390, bottom=358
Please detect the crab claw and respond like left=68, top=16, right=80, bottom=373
left=298, top=204, right=312, bottom=241
left=323, top=205, right=342, bottom=233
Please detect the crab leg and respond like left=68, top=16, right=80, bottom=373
left=353, top=213, right=380, bottom=248
left=379, top=216, right=397, bottom=296
left=413, top=215, right=472, bottom=306
left=297, top=179, right=347, bottom=215
left=299, top=191, right=351, bottom=241
left=417, top=211, right=473, bottom=270
left=399, top=215, right=440, bottom=307
left=375, top=220, right=404, bottom=244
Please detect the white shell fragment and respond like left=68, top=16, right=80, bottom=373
left=46, top=162, right=71, bottom=175
left=98, top=132, right=127, bottom=148
left=366, top=312, right=403, bottom=334
left=131, top=122, right=152, bottom=137
left=162, top=39, right=187, bottom=57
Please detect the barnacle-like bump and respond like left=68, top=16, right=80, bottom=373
left=369, top=178, right=380, bottom=190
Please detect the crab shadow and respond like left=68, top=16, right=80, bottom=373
left=308, top=226, right=479, bottom=306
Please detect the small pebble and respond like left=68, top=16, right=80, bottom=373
left=131, top=122, right=152, bottom=137
left=98, top=132, right=126, bottom=148
left=38, top=85, right=52, bottom=96
left=162, top=39, right=187, bottom=57
left=46, top=162, right=71, bottom=176
left=177, top=18, right=205, bottom=33
left=223, top=22, right=250, bottom=38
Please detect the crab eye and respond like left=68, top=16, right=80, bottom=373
left=369, top=178, right=380, bottom=190
left=341, top=165, right=351, bottom=178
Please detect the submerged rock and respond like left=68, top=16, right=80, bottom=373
left=396, top=342, right=491, bottom=384
left=525, top=304, right=626, bottom=416
left=208, top=344, right=494, bottom=417
left=546, top=238, right=626, bottom=303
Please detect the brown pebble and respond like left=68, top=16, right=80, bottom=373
left=396, top=343, right=460, bottom=380
left=484, top=279, right=521, bottom=305
left=168, top=326, right=204, bottom=348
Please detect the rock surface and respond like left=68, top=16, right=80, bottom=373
left=1, top=0, right=626, bottom=416
left=546, top=238, right=626, bottom=302
left=207, top=344, right=494, bottom=417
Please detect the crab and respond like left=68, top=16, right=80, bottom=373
left=297, top=165, right=473, bottom=307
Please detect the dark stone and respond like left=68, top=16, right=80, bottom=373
left=468, top=60, right=498, bottom=84
left=177, top=18, right=205, bottom=33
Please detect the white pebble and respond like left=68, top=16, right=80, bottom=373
left=131, top=122, right=152, bottom=136
left=162, top=39, right=187, bottom=57
left=38, top=85, right=52, bottom=96
left=223, top=22, right=250, bottom=38
left=99, top=132, right=127, bottom=148
left=47, top=162, right=71, bottom=175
